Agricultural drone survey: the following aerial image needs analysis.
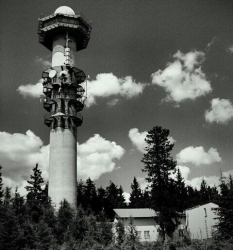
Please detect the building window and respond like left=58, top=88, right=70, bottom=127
left=144, top=231, right=150, bottom=239
left=137, top=231, right=142, bottom=239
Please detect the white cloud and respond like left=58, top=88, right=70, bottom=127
left=0, top=130, right=49, bottom=191
left=17, top=79, right=43, bottom=98
left=129, top=128, right=176, bottom=153
left=205, top=98, right=233, bottom=124
left=123, top=192, right=130, bottom=204
left=151, top=50, right=212, bottom=103
left=128, top=128, right=147, bottom=153
left=186, top=169, right=233, bottom=190
left=168, top=136, right=176, bottom=144
left=77, top=134, right=125, bottom=180
left=170, top=165, right=191, bottom=180
left=177, top=146, right=222, bottom=166
left=108, top=98, right=119, bottom=106
left=186, top=176, right=219, bottom=189
left=137, top=177, right=148, bottom=190
left=0, top=130, right=124, bottom=196
left=35, top=56, right=51, bottom=68
left=86, top=73, right=147, bottom=107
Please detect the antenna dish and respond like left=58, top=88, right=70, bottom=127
left=49, top=70, right=57, bottom=78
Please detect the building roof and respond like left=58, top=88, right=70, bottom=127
left=114, top=208, right=157, bottom=218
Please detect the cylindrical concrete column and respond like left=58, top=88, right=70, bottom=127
left=49, top=127, right=77, bottom=208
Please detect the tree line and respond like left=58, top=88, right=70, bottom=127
left=0, top=126, right=233, bottom=249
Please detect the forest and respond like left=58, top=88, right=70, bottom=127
left=0, top=126, right=233, bottom=250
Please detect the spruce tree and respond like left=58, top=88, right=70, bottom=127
left=0, top=166, right=3, bottom=204
left=83, top=178, right=98, bottom=214
left=25, top=164, right=48, bottom=223
left=118, top=186, right=127, bottom=208
left=129, top=177, right=143, bottom=208
left=175, top=168, right=188, bottom=212
left=141, top=126, right=179, bottom=242
left=214, top=174, right=233, bottom=239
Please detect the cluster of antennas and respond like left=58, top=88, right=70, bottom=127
left=41, top=65, right=87, bottom=130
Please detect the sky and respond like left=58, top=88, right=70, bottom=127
left=1, top=0, right=233, bottom=200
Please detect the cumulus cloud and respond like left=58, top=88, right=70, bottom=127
left=129, top=128, right=176, bottom=153
left=205, top=98, right=233, bottom=124
left=108, top=98, right=119, bottom=106
left=0, top=130, right=124, bottom=196
left=170, top=165, right=191, bottom=180
left=128, top=128, right=148, bottom=153
left=137, top=177, right=149, bottom=190
left=186, top=169, right=233, bottom=190
left=151, top=50, right=212, bottom=103
left=168, top=136, right=176, bottom=144
left=77, top=134, right=125, bottom=180
left=35, top=56, right=51, bottom=68
left=0, top=130, right=49, bottom=186
left=123, top=192, right=130, bottom=204
left=177, top=146, right=222, bottom=166
left=86, top=73, right=147, bottom=107
left=18, top=79, right=43, bottom=98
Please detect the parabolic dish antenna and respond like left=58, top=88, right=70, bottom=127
left=49, top=70, right=57, bottom=78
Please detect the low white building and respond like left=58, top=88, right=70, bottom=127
left=185, top=202, right=219, bottom=240
left=113, top=208, right=160, bottom=242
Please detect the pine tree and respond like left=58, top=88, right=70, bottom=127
left=56, top=200, right=75, bottom=244
left=105, top=181, right=121, bottom=220
left=129, top=177, right=143, bottom=208
left=83, top=178, right=98, bottom=214
left=214, top=174, right=233, bottom=239
left=3, top=187, right=12, bottom=206
left=25, top=164, right=46, bottom=203
left=0, top=166, right=3, bottom=204
left=141, top=126, right=179, bottom=242
left=117, top=186, right=127, bottom=208
left=25, top=164, right=49, bottom=223
left=96, top=186, right=106, bottom=216
left=199, top=178, right=210, bottom=204
left=0, top=190, right=21, bottom=250
left=77, top=179, right=85, bottom=208
left=175, top=168, right=188, bottom=212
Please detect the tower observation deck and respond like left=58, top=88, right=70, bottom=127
left=38, top=6, right=92, bottom=208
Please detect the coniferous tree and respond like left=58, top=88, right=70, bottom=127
left=56, top=200, right=75, bottom=244
left=0, top=166, right=3, bottom=204
left=175, top=168, right=188, bottom=212
left=25, top=164, right=47, bottom=203
left=83, top=178, right=98, bottom=214
left=142, top=189, right=151, bottom=208
left=141, top=126, right=179, bottom=242
left=214, top=174, right=233, bottom=240
left=129, top=177, right=143, bottom=208
left=77, top=179, right=85, bottom=208
left=118, top=186, right=127, bottom=208
left=105, top=181, right=124, bottom=220
left=97, top=186, right=106, bottom=216
left=3, top=187, right=12, bottom=206
left=25, top=164, right=48, bottom=223
left=199, top=178, right=210, bottom=204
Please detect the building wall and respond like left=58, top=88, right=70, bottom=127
left=186, top=203, right=219, bottom=240
left=114, top=217, right=159, bottom=242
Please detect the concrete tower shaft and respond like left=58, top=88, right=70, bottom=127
left=38, top=6, right=92, bottom=208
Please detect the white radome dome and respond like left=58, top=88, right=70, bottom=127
left=54, top=6, right=75, bottom=15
